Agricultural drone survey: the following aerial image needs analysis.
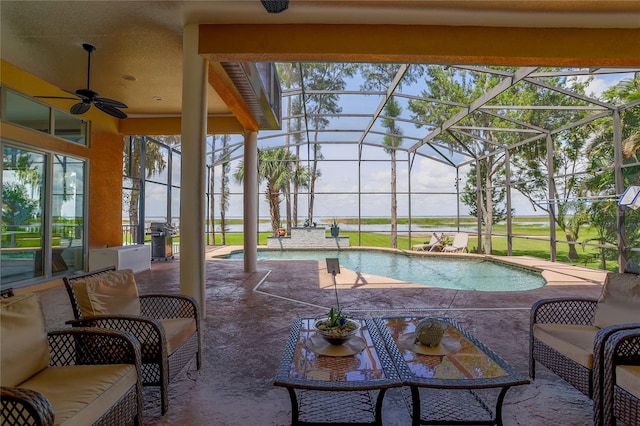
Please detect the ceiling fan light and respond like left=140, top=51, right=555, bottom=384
left=261, top=0, right=288, bottom=13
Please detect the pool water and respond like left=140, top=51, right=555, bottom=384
left=224, top=250, right=545, bottom=291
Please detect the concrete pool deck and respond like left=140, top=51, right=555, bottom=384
left=36, top=246, right=609, bottom=425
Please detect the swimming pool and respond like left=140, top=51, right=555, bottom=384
left=223, top=249, right=545, bottom=291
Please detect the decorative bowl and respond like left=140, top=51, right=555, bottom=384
left=414, top=317, right=447, bottom=347
left=313, top=317, right=361, bottom=345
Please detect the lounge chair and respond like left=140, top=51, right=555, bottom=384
left=63, top=267, right=201, bottom=415
left=530, top=271, right=640, bottom=425
left=412, top=232, right=444, bottom=251
left=441, top=233, right=469, bottom=253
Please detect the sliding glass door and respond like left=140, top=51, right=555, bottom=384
left=1, top=144, right=85, bottom=288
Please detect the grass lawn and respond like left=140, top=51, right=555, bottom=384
left=204, top=216, right=620, bottom=272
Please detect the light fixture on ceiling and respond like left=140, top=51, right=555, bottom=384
left=261, top=0, right=288, bottom=13
left=122, top=74, right=137, bottom=81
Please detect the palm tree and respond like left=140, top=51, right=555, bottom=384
left=381, top=98, right=403, bottom=248
left=300, top=63, right=357, bottom=223
left=234, top=147, right=298, bottom=235
left=277, top=63, right=302, bottom=229
left=123, top=136, right=168, bottom=242
left=361, top=64, right=421, bottom=248
left=210, top=134, right=231, bottom=245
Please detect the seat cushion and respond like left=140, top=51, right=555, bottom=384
left=159, top=318, right=197, bottom=355
left=72, top=269, right=141, bottom=317
left=0, top=293, right=50, bottom=387
left=616, top=365, right=640, bottom=398
left=19, top=364, right=137, bottom=426
left=594, top=273, right=640, bottom=329
left=533, top=323, right=600, bottom=368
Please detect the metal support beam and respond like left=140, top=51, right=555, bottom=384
left=505, top=148, right=513, bottom=256
left=546, top=134, right=557, bottom=262
left=475, top=151, right=483, bottom=254
left=409, top=66, right=537, bottom=152
left=613, top=109, right=627, bottom=272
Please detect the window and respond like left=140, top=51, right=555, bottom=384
left=1, top=87, right=88, bottom=146
left=123, top=136, right=181, bottom=245
left=1, top=144, right=86, bottom=288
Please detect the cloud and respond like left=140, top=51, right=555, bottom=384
left=575, top=74, right=624, bottom=99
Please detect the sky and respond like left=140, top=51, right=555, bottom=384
left=142, top=68, right=633, bottom=224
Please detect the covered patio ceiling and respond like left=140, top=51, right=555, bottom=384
left=2, top=1, right=639, bottom=142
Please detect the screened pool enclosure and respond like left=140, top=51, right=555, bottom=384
left=123, top=64, right=640, bottom=272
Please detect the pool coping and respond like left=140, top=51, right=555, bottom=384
left=207, top=245, right=609, bottom=290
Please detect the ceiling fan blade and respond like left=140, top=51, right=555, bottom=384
left=63, top=89, right=81, bottom=98
left=34, top=95, right=78, bottom=100
left=95, top=96, right=127, bottom=109
left=70, top=102, right=91, bottom=115
left=94, top=102, right=128, bottom=119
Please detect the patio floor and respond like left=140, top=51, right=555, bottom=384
left=37, top=247, right=610, bottom=426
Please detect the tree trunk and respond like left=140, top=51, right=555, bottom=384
left=220, top=158, right=227, bottom=247
left=566, top=233, right=580, bottom=260
left=484, top=166, right=493, bottom=254
left=308, top=143, right=319, bottom=223
left=390, top=149, right=397, bottom=248
left=128, top=170, right=141, bottom=244
left=284, top=184, right=291, bottom=234
left=268, top=181, right=281, bottom=235
left=209, top=142, right=216, bottom=245
left=293, top=143, right=300, bottom=227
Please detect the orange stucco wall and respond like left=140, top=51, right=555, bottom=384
left=1, top=60, right=124, bottom=250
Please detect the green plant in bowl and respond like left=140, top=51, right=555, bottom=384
left=314, top=307, right=360, bottom=345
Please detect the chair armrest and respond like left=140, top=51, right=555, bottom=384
left=530, top=297, right=598, bottom=326
left=47, top=327, right=142, bottom=368
left=1, top=386, right=54, bottom=426
left=602, top=325, right=640, bottom=368
left=65, top=315, right=166, bottom=359
left=594, top=325, right=640, bottom=426
left=139, top=294, right=199, bottom=320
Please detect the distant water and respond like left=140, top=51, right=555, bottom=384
left=224, top=249, right=545, bottom=291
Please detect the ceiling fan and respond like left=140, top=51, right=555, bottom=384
left=37, top=43, right=128, bottom=119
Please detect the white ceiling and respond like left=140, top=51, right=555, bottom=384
left=2, top=1, right=639, bottom=118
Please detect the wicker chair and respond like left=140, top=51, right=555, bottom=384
left=595, top=327, right=640, bottom=426
left=63, top=268, right=201, bottom=415
left=1, top=293, right=143, bottom=426
left=530, top=272, right=640, bottom=401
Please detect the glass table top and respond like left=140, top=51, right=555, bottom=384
left=375, top=317, right=528, bottom=388
left=274, top=317, right=401, bottom=390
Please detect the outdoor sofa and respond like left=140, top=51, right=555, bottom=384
left=0, top=292, right=143, bottom=425
left=63, top=267, right=201, bottom=415
left=530, top=270, right=640, bottom=425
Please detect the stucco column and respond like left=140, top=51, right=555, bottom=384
left=180, top=24, right=207, bottom=316
left=244, top=131, right=258, bottom=272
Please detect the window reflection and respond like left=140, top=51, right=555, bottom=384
left=54, top=110, right=87, bottom=145
left=1, top=146, right=45, bottom=283
left=52, top=154, right=85, bottom=275
left=5, top=90, right=50, bottom=133
left=1, top=145, right=85, bottom=287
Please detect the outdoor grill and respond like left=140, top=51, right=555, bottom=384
left=148, top=222, right=176, bottom=261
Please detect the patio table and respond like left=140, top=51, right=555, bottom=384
left=374, top=316, right=529, bottom=426
left=273, top=317, right=402, bottom=425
